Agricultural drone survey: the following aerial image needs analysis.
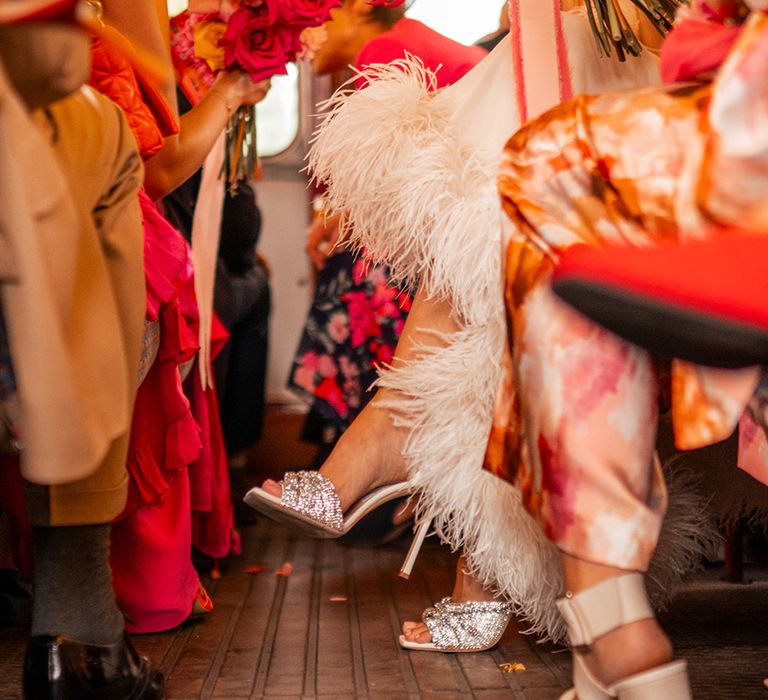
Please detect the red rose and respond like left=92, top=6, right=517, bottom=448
left=284, top=25, right=305, bottom=61
left=238, top=0, right=281, bottom=25
left=222, top=7, right=291, bottom=81
left=279, top=0, right=342, bottom=27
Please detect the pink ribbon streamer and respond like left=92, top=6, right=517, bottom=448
left=509, top=0, right=573, bottom=124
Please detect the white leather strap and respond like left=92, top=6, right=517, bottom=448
left=556, top=573, right=653, bottom=648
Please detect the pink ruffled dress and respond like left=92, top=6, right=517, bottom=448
left=89, top=37, right=234, bottom=633
left=110, top=191, right=204, bottom=633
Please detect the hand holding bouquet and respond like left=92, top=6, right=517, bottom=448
left=171, top=0, right=343, bottom=188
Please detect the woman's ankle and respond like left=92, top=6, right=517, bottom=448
left=582, top=618, right=673, bottom=687
left=455, top=559, right=495, bottom=603
left=263, top=397, right=409, bottom=510
left=318, top=401, right=408, bottom=509
left=561, top=556, right=673, bottom=687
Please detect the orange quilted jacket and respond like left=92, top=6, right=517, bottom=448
left=89, top=36, right=178, bottom=160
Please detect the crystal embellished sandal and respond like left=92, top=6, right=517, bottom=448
left=557, top=574, right=692, bottom=700
left=398, top=597, right=512, bottom=652
left=243, top=471, right=411, bottom=539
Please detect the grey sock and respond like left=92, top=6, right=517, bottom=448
left=31, top=524, right=124, bottom=645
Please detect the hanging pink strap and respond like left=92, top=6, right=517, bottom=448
left=191, top=132, right=226, bottom=389
left=509, top=0, right=573, bottom=123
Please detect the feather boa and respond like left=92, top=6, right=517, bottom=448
left=308, top=57, right=720, bottom=642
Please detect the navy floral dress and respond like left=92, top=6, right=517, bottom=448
left=288, top=251, right=412, bottom=439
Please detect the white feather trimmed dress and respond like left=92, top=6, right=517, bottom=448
left=308, top=11, right=718, bottom=642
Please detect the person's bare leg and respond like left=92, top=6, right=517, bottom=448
left=263, top=287, right=460, bottom=509
left=401, top=555, right=496, bottom=643
left=562, top=555, right=673, bottom=687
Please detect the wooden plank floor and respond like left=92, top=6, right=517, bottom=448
left=1, top=518, right=767, bottom=699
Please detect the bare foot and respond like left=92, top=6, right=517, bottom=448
left=262, top=393, right=408, bottom=511
left=401, top=556, right=496, bottom=644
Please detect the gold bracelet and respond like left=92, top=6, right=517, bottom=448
left=209, top=89, right=232, bottom=119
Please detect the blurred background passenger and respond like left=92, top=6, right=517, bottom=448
left=475, top=1, right=509, bottom=51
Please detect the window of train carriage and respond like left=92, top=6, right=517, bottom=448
left=407, top=0, right=506, bottom=45
left=255, top=63, right=300, bottom=158
left=166, top=0, right=300, bottom=159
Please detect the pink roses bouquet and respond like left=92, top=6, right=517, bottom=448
left=171, top=0, right=343, bottom=93
left=171, top=0, right=342, bottom=187
left=170, top=0, right=409, bottom=186
left=219, top=0, right=342, bottom=83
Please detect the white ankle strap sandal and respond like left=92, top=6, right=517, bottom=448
left=243, top=471, right=411, bottom=538
left=557, top=574, right=692, bottom=700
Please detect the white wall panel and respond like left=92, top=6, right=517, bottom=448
left=256, top=176, right=313, bottom=405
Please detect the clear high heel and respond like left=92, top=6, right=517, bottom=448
left=399, top=597, right=512, bottom=652
left=243, top=471, right=411, bottom=538
left=557, top=574, right=692, bottom=700
left=399, top=516, right=432, bottom=579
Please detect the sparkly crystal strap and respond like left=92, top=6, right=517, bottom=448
left=423, top=598, right=512, bottom=651
left=280, top=471, right=343, bottom=531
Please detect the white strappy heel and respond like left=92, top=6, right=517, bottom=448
left=246, top=472, right=434, bottom=581
left=244, top=471, right=410, bottom=538
left=557, top=574, right=691, bottom=700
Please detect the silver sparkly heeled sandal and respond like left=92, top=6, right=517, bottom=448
left=398, top=597, right=512, bottom=652
left=243, top=471, right=411, bottom=538
left=557, top=574, right=692, bottom=700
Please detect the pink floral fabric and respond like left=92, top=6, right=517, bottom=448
left=485, top=13, right=768, bottom=571
left=289, top=251, right=411, bottom=434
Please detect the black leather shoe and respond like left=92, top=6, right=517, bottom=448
left=23, top=634, right=164, bottom=699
